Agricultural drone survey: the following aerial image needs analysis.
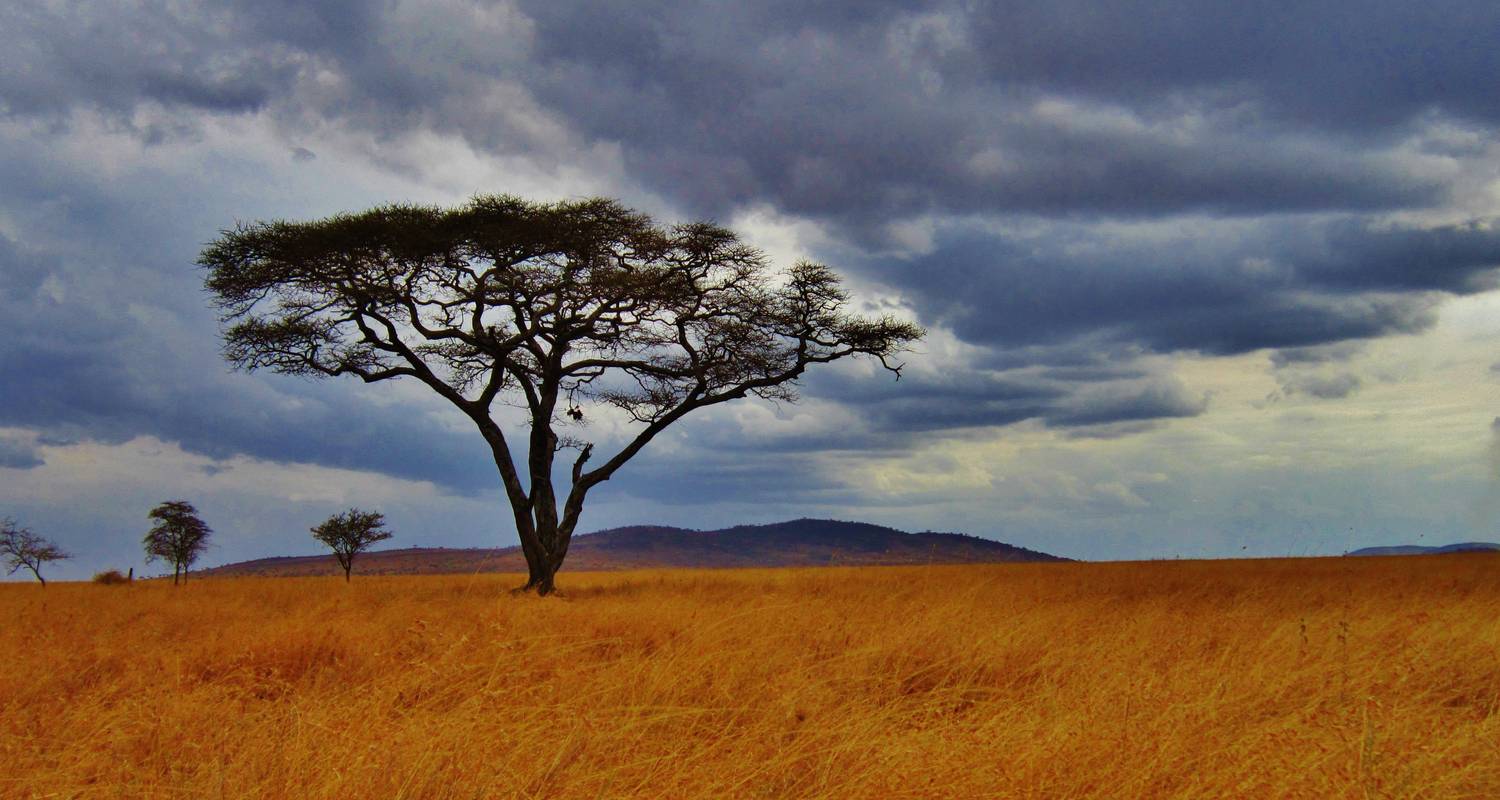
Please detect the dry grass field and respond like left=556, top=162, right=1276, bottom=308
left=2, top=556, right=1497, bottom=798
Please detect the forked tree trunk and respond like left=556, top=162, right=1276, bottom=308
left=508, top=489, right=550, bottom=594
left=519, top=516, right=574, bottom=596
left=517, top=532, right=545, bottom=591
left=519, top=525, right=560, bottom=595
left=488, top=418, right=588, bottom=596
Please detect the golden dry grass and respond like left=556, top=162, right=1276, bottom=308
left=2, top=556, right=1498, bottom=798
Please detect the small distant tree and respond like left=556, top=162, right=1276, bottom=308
left=311, top=508, right=393, bottom=582
left=1, top=518, right=70, bottom=587
left=143, top=501, right=212, bottom=585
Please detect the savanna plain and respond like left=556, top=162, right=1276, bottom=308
left=2, top=557, right=1498, bottom=799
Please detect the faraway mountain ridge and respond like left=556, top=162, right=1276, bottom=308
left=197, top=518, right=1068, bottom=578
left=1346, top=542, right=1500, bottom=557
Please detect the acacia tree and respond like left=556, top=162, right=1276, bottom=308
left=143, top=501, right=212, bottom=585
left=1, top=518, right=70, bottom=586
left=311, top=508, right=393, bottom=582
left=202, top=195, right=922, bottom=594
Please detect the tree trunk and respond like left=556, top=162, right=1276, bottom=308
left=522, top=513, right=577, bottom=596
left=344, top=563, right=351, bottom=582
left=484, top=414, right=585, bottom=596
left=530, top=558, right=559, bottom=596
left=30, top=567, right=45, bottom=587
left=516, top=525, right=545, bottom=591
left=520, top=522, right=558, bottom=594
left=173, top=565, right=180, bottom=586
left=477, top=418, right=547, bottom=594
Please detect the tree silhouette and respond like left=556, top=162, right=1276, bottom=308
left=202, top=195, right=921, bottom=594
left=311, top=508, right=393, bottom=582
left=143, top=501, right=212, bottom=585
left=1, top=518, right=70, bottom=587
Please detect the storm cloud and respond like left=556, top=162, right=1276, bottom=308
left=4, top=0, right=1500, bottom=571
left=866, top=216, right=1500, bottom=358
left=6, top=1, right=1495, bottom=222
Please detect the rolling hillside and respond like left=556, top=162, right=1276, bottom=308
left=196, top=518, right=1067, bottom=578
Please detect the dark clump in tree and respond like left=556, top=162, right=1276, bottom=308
left=311, top=508, right=393, bottom=582
left=1, top=518, right=70, bottom=587
left=201, top=195, right=922, bottom=595
left=143, top=501, right=212, bottom=585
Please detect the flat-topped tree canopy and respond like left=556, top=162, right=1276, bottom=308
left=201, top=195, right=922, bottom=594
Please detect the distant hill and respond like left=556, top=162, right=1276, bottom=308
left=1347, top=542, right=1500, bottom=557
left=197, top=518, right=1068, bottom=578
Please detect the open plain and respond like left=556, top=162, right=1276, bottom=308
left=2, top=556, right=1498, bottom=798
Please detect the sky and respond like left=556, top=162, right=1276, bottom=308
left=5, top=1, right=1500, bottom=579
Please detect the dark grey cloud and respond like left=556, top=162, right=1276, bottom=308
left=1266, top=342, right=1367, bottom=402
left=812, top=370, right=1063, bottom=432
left=863, top=216, right=1500, bottom=358
left=1, top=0, right=552, bottom=161
left=503, top=0, right=1500, bottom=228
left=782, top=366, right=1206, bottom=445
left=3, top=1, right=1492, bottom=249
left=0, top=1, right=303, bottom=120
left=586, top=359, right=1210, bottom=478
left=1303, top=220, right=1500, bottom=293
left=0, top=312, right=498, bottom=492
left=0, top=169, right=500, bottom=495
left=0, top=435, right=44, bottom=470
left=1061, top=421, right=1161, bottom=441
left=6, top=0, right=1490, bottom=225
left=1278, top=373, right=1362, bottom=400
left=965, top=2, right=1500, bottom=133
left=1269, top=343, right=1366, bottom=368
left=1043, top=378, right=1208, bottom=427
left=515, top=1, right=1453, bottom=224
